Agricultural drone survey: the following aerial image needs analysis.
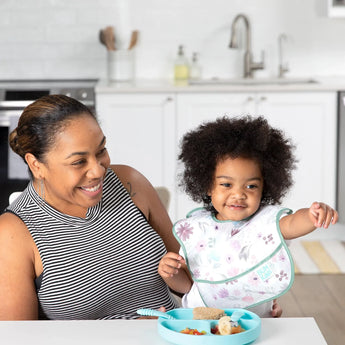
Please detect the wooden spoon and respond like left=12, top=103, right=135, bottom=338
left=99, top=29, right=115, bottom=50
left=99, top=30, right=107, bottom=47
left=128, top=30, right=139, bottom=50
left=105, top=26, right=116, bottom=50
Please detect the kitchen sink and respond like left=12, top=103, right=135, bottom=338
left=189, top=77, right=318, bottom=86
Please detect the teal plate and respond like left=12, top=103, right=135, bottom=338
left=157, top=308, right=261, bottom=345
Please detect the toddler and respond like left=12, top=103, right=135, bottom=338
left=158, top=116, right=338, bottom=317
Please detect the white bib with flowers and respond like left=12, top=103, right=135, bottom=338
left=173, top=205, right=295, bottom=309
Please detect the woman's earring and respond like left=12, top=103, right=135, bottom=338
left=39, top=179, right=45, bottom=201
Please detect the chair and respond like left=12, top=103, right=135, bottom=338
left=9, top=191, right=22, bottom=205
left=154, top=186, right=170, bottom=210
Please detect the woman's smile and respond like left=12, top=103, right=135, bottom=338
left=80, top=180, right=103, bottom=195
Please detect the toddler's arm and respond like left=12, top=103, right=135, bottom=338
left=158, top=252, right=192, bottom=294
left=279, top=202, right=338, bottom=240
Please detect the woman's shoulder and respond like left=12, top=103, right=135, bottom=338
left=0, top=212, right=30, bottom=241
left=0, top=212, right=35, bottom=264
left=111, top=164, right=144, bottom=179
left=110, top=164, right=152, bottom=190
left=109, top=164, right=157, bottom=219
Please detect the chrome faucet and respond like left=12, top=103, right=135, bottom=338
left=278, top=33, right=289, bottom=78
left=229, top=13, right=265, bottom=78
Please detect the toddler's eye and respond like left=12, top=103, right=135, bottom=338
left=247, top=184, right=258, bottom=189
left=221, top=183, right=231, bottom=188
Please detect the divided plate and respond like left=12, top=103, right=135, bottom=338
left=157, top=308, right=261, bottom=345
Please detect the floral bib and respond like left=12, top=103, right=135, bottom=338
left=173, top=205, right=295, bottom=309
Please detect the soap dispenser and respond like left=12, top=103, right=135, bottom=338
left=189, top=52, right=202, bottom=80
left=174, top=45, right=189, bottom=81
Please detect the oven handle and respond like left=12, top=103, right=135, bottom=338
left=0, top=100, right=94, bottom=109
left=0, top=100, right=35, bottom=109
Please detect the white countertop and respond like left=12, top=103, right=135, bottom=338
left=0, top=317, right=327, bottom=345
left=96, top=76, right=345, bottom=94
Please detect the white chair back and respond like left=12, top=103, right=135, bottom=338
left=155, top=187, right=170, bottom=210
left=9, top=192, right=22, bottom=205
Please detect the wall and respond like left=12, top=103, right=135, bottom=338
left=0, top=0, right=345, bottom=80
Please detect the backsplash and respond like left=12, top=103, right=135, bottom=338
left=1, top=0, right=345, bottom=80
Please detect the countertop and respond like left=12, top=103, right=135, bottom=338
left=96, top=76, right=345, bottom=94
left=0, top=317, right=327, bottom=345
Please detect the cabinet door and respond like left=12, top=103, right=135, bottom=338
left=257, top=92, right=337, bottom=211
left=177, top=93, right=255, bottom=139
left=176, top=93, right=256, bottom=220
left=96, top=93, right=176, bottom=216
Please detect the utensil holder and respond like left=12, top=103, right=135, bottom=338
left=107, top=50, right=135, bottom=82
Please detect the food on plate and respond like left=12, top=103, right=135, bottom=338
left=180, top=328, right=207, bottom=335
left=190, top=307, right=246, bottom=336
left=211, top=316, right=246, bottom=335
left=218, top=316, right=232, bottom=335
left=192, top=307, right=226, bottom=320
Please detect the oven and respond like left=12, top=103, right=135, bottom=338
left=0, top=79, right=97, bottom=211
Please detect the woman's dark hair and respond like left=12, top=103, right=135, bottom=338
left=9, top=94, right=97, bottom=165
left=178, top=115, right=297, bottom=212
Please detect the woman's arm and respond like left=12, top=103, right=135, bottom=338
left=111, top=164, right=179, bottom=252
left=112, top=165, right=193, bottom=292
left=279, top=202, right=338, bottom=240
left=0, top=213, right=39, bottom=320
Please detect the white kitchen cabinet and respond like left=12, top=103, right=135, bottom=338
left=175, top=92, right=337, bottom=221
left=96, top=93, right=177, bottom=217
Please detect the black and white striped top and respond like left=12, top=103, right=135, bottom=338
left=6, top=168, right=177, bottom=319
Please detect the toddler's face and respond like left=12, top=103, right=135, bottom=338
left=208, top=157, right=263, bottom=221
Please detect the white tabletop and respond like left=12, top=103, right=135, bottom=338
left=0, top=317, right=327, bottom=345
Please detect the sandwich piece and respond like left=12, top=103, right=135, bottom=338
left=193, top=307, right=226, bottom=320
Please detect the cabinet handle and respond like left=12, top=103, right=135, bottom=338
left=162, top=97, right=174, bottom=107
left=259, top=96, right=267, bottom=102
left=247, top=96, right=254, bottom=102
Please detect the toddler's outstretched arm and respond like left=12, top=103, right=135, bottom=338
left=279, top=202, right=338, bottom=240
left=158, top=252, right=192, bottom=294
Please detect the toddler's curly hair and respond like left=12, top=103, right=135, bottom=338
left=178, top=115, right=297, bottom=212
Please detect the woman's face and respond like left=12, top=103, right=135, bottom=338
left=208, top=156, right=263, bottom=221
left=39, top=114, right=110, bottom=217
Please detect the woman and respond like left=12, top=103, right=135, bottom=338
left=0, top=94, right=189, bottom=320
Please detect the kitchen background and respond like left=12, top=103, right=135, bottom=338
left=1, top=0, right=344, bottom=239
left=1, top=2, right=345, bottom=342
left=0, top=0, right=345, bottom=80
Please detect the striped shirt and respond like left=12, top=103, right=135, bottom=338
left=6, top=168, right=177, bottom=319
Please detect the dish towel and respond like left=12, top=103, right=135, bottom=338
left=289, top=240, right=345, bottom=274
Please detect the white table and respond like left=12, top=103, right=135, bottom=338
left=0, top=318, right=327, bottom=345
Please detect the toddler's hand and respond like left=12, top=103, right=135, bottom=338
left=309, top=202, right=338, bottom=228
left=158, top=252, right=185, bottom=278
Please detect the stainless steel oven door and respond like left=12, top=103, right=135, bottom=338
left=0, top=109, right=29, bottom=180
left=0, top=109, right=29, bottom=211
